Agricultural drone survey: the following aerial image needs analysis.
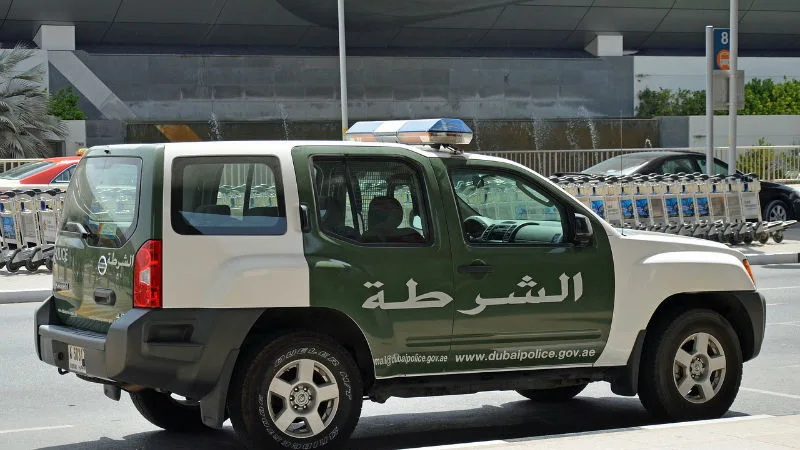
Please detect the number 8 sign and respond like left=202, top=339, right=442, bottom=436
left=714, top=28, right=731, bottom=71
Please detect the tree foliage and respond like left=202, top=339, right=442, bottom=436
left=49, top=87, right=86, bottom=120
left=636, top=77, right=800, bottom=118
left=0, top=44, right=67, bottom=158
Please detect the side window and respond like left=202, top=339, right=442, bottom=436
left=171, top=156, right=286, bottom=236
left=450, top=168, right=566, bottom=245
left=312, top=157, right=431, bottom=245
left=52, top=166, right=75, bottom=184
left=660, top=157, right=695, bottom=174
left=696, top=157, right=728, bottom=176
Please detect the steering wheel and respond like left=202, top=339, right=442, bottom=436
left=463, top=215, right=490, bottom=241
left=507, top=221, right=541, bottom=243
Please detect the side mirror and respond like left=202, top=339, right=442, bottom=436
left=574, top=213, right=593, bottom=247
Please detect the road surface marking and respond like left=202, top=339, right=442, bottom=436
left=0, top=425, right=73, bottom=435
left=768, top=321, right=800, bottom=327
left=741, top=387, right=800, bottom=400
left=759, top=286, right=800, bottom=291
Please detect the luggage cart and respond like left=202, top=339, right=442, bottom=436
left=30, top=189, right=63, bottom=272
left=9, top=190, right=45, bottom=272
left=1, top=191, right=25, bottom=272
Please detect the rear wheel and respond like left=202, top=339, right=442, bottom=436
left=25, top=259, right=41, bottom=272
left=638, top=309, right=742, bottom=421
left=517, top=383, right=587, bottom=402
left=773, top=231, right=785, bottom=243
left=229, top=332, right=363, bottom=450
left=129, top=389, right=208, bottom=432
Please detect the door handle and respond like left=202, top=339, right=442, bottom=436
left=94, top=288, right=116, bottom=306
left=458, top=261, right=493, bottom=274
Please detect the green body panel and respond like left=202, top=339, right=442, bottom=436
left=439, top=158, right=615, bottom=370
left=295, top=145, right=615, bottom=377
left=53, top=145, right=164, bottom=333
left=293, top=146, right=456, bottom=377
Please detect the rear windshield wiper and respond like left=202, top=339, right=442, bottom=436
left=65, top=221, right=97, bottom=240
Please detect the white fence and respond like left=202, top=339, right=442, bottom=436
left=474, top=146, right=800, bottom=182
left=0, top=159, right=40, bottom=174
left=3, top=146, right=799, bottom=182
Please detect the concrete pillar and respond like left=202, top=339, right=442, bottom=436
left=585, top=34, right=623, bottom=57
left=34, top=25, right=76, bottom=51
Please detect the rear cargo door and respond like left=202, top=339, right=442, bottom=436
left=53, top=155, right=145, bottom=333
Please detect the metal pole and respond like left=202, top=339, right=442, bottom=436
left=728, top=0, right=738, bottom=174
left=337, top=0, right=349, bottom=138
left=705, top=26, right=714, bottom=175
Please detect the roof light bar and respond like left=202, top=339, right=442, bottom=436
left=345, top=118, right=473, bottom=146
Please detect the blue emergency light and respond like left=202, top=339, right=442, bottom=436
left=344, top=118, right=473, bottom=146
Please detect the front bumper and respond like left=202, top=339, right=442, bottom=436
left=35, top=296, right=259, bottom=399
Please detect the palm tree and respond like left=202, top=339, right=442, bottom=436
left=0, top=44, right=67, bottom=158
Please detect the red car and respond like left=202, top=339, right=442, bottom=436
left=0, top=157, right=81, bottom=191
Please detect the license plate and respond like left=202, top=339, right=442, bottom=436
left=68, top=345, right=86, bottom=375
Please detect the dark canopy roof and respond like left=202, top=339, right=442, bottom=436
left=3, top=0, right=798, bottom=52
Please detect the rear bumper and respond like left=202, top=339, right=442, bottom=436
left=35, top=296, right=260, bottom=399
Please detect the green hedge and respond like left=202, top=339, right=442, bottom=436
left=636, top=77, right=800, bottom=118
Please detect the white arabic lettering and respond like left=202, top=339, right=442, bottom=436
left=362, top=273, right=584, bottom=315
left=362, top=279, right=454, bottom=310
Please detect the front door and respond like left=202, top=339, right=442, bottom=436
left=441, top=159, right=615, bottom=372
left=292, top=147, right=455, bottom=378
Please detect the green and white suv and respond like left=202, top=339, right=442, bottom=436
left=35, top=119, right=765, bottom=450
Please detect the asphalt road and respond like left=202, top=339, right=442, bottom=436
left=1, top=264, right=799, bottom=450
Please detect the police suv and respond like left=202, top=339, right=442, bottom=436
left=35, top=119, right=765, bottom=450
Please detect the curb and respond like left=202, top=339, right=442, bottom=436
left=0, top=289, right=50, bottom=305
left=744, top=252, right=800, bottom=266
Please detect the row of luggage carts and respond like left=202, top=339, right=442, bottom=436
left=1, top=188, right=65, bottom=272
left=549, top=172, right=797, bottom=245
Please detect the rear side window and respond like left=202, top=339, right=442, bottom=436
left=59, top=157, right=141, bottom=248
left=171, top=156, right=286, bottom=236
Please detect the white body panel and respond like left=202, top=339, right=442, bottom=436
left=161, top=142, right=310, bottom=309
left=595, top=231, right=756, bottom=366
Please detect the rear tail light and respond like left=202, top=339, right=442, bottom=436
left=134, top=240, right=162, bottom=308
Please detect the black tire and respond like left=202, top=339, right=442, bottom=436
left=44, top=257, right=53, bottom=271
left=25, top=259, right=41, bottom=272
left=517, top=383, right=588, bottom=402
left=6, top=259, right=21, bottom=273
left=742, top=231, right=754, bottom=245
left=757, top=232, right=770, bottom=245
left=129, top=389, right=208, bottom=432
left=773, top=231, right=785, bottom=243
left=638, top=309, right=742, bottom=422
left=764, top=200, right=790, bottom=222
left=228, top=332, right=363, bottom=450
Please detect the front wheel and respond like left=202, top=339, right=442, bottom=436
left=638, top=309, right=742, bottom=422
left=129, top=389, right=208, bottom=432
left=229, top=332, right=363, bottom=450
left=517, top=383, right=587, bottom=402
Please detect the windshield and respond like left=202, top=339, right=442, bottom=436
left=59, top=157, right=142, bottom=248
left=582, top=154, right=653, bottom=176
left=0, top=161, right=54, bottom=179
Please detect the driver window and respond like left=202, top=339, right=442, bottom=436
left=450, top=168, right=565, bottom=245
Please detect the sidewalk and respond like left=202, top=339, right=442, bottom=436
left=0, top=268, right=51, bottom=304
left=736, top=239, right=800, bottom=266
left=410, top=414, right=800, bottom=450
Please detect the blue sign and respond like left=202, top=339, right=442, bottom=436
left=714, top=28, right=731, bottom=70
left=2, top=216, right=15, bottom=239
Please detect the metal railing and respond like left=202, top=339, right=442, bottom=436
left=4, top=145, right=800, bottom=183
left=0, top=159, right=40, bottom=174
left=473, top=146, right=800, bottom=182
